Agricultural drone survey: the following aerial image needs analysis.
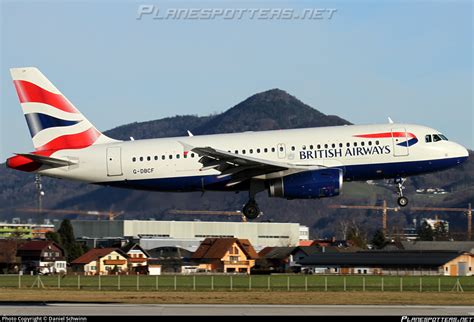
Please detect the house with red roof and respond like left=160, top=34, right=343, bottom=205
left=71, top=248, right=128, bottom=275
left=120, top=243, right=150, bottom=274
left=17, top=240, right=66, bottom=275
left=192, top=238, right=258, bottom=274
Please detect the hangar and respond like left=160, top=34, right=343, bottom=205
left=61, top=220, right=308, bottom=251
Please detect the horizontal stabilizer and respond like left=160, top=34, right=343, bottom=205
left=15, top=153, right=75, bottom=167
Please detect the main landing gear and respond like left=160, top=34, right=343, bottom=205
left=242, top=180, right=264, bottom=220
left=243, top=199, right=260, bottom=220
left=395, top=177, right=409, bottom=207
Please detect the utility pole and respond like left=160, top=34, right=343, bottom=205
left=34, top=174, right=44, bottom=216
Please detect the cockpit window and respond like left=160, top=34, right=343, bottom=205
left=426, top=134, right=448, bottom=143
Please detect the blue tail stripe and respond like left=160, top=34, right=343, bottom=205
left=24, top=113, right=80, bottom=137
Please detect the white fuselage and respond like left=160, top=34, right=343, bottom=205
left=38, top=123, right=469, bottom=193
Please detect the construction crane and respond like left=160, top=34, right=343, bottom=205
left=411, top=203, right=472, bottom=241
left=328, top=200, right=399, bottom=236
left=13, top=208, right=124, bottom=221
left=168, top=209, right=247, bottom=222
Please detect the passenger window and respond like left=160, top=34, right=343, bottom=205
left=191, top=153, right=195, bottom=158
left=279, top=147, right=284, bottom=152
left=346, top=142, right=350, bottom=147
left=162, top=155, right=165, bottom=160
left=154, top=156, right=158, bottom=161
left=271, top=147, right=275, bottom=152
left=354, top=142, right=357, bottom=147
left=147, top=156, right=151, bottom=161
left=317, top=144, right=321, bottom=149
left=139, top=157, right=143, bottom=162
left=169, top=155, right=172, bottom=159
left=132, top=157, right=136, bottom=162
left=425, top=135, right=432, bottom=143
left=235, top=150, right=238, bottom=154
left=324, top=144, right=328, bottom=149
left=249, top=149, right=253, bottom=154
left=264, top=148, right=268, bottom=153
left=310, top=145, right=314, bottom=150
left=368, top=141, right=372, bottom=146
left=183, top=153, right=187, bottom=159
left=375, top=141, right=380, bottom=145
left=257, top=148, right=261, bottom=153
left=331, top=143, right=335, bottom=148
left=339, top=143, right=343, bottom=148
left=291, top=146, right=295, bottom=151
left=242, top=150, right=246, bottom=154
left=302, top=145, right=306, bottom=150
left=176, top=154, right=180, bottom=159
left=361, top=142, right=365, bottom=147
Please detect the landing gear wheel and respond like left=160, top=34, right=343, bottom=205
left=243, top=200, right=260, bottom=220
left=397, top=196, right=408, bottom=207
left=394, top=177, right=408, bottom=207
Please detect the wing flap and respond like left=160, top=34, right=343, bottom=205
left=179, top=141, right=325, bottom=181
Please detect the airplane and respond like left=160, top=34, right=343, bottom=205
left=6, top=67, right=469, bottom=219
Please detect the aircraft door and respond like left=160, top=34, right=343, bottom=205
left=391, top=128, right=409, bottom=157
left=277, top=143, right=286, bottom=159
left=106, top=147, right=123, bottom=176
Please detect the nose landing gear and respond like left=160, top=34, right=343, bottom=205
left=395, top=177, right=408, bottom=207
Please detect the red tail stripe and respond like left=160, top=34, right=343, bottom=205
left=6, top=155, right=41, bottom=172
left=36, top=127, right=101, bottom=153
left=354, top=132, right=416, bottom=139
left=13, top=80, right=78, bottom=114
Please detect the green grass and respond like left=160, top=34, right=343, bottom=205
left=1, top=275, right=473, bottom=292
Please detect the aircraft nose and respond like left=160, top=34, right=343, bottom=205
left=453, top=143, right=469, bottom=163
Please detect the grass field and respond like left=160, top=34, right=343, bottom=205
left=1, top=275, right=473, bottom=293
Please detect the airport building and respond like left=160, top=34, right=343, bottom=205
left=62, top=220, right=308, bottom=252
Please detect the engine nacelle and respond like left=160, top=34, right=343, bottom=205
left=268, top=168, right=343, bottom=199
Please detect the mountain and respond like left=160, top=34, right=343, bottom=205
left=1, top=89, right=472, bottom=239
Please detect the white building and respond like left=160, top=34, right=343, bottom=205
left=63, top=220, right=308, bottom=251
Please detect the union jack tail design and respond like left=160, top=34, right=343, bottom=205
left=10, top=67, right=116, bottom=155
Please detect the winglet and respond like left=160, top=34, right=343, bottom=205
left=187, top=130, right=194, bottom=137
left=388, top=117, right=394, bottom=124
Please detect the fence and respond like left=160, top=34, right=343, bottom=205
left=0, top=274, right=472, bottom=292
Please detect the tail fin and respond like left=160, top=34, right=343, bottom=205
left=10, top=67, right=117, bottom=153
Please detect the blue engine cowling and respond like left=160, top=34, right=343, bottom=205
left=268, top=168, right=343, bottom=199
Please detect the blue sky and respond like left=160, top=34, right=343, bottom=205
left=1, top=0, right=472, bottom=161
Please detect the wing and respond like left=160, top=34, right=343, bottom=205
left=179, top=141, right=324, bottom=186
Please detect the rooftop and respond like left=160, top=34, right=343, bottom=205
left=299, top=251, right=465, bottom=267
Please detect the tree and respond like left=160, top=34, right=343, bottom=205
left=346, top=223, right=368, bottom=249
left=45, top=231, right=61, bottom=244
left=433, top=221, right=449, bottom=241
left=371, top=229, right=388, bottom=249
left=417, top=221, right=434, bottom=241
left=58, top=219, right=84, bottom=262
